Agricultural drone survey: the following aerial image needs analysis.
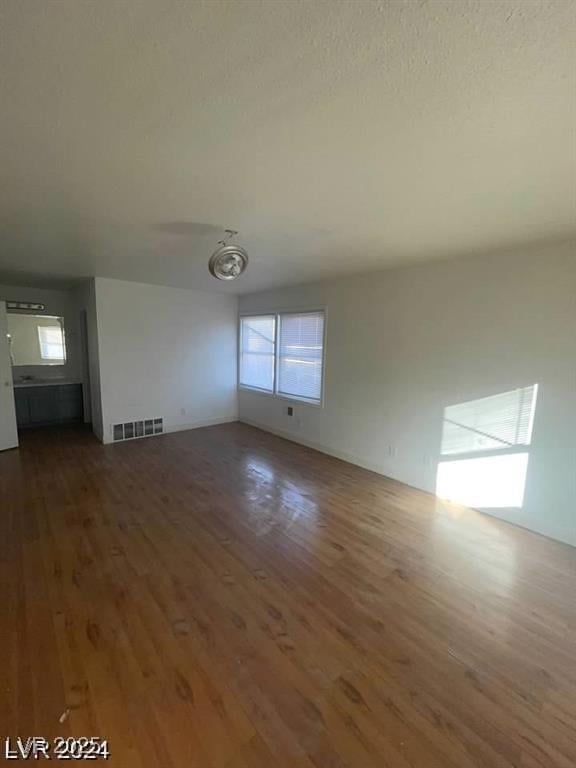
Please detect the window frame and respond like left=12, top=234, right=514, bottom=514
left=238, top=307, right=326, bottom=407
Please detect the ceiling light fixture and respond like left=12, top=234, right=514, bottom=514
left=208, top=229, right=249, bottom=281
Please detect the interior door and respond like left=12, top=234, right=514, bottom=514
left=0, top=301, right=19, bottom=450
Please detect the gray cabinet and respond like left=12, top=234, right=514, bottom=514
left=14, top=384, right=83, bottom=428
left=14, top=388, right=31, bottom=426
left=29, top=387, right=61, bottom=424
left=58, top=385, right=84, bottom=421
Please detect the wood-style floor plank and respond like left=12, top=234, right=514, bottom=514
left=1, top=422, right=575, bottom=767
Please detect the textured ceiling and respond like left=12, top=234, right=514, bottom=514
left=0, top=0, right=574, bottom=294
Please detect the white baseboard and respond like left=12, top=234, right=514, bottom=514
left=167, top=415, right=239, bottom=434
left=239, top=417, right=407, bottom=485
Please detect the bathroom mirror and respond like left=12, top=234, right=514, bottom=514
left=6, top=313, right=67, bottom=366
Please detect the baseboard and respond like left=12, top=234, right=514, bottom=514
left=166, top=415, right=239, bottom=434
left=239, top=417, right=407, bottom=486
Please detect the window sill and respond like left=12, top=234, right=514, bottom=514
left=238, top=386, right=323, bottom=408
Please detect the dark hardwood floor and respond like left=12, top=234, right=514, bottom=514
left=1, top=422, right=575, bottom=767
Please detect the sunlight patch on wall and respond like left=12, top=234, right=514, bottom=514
left=436, top=452, right=530, bottom=509
left=441, top=385, right=538, bottom=456
left=436, top=385, right=538, bottom=510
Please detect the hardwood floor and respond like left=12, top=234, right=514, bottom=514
left=1, top=422, right=575, bottom=767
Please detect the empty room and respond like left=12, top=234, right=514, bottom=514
left=0, top=1, right=575, bottom=766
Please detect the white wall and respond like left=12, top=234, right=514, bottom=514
left=239, top=241, right=576, bottom=546
left=93, top=277, right=238, bottom=443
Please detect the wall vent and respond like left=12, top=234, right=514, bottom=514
left=112, top=417, right=164, bottom=442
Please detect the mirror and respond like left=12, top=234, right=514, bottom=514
left=6, top=314, right=67, bottom=366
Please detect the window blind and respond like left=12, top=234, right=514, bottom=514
left=440, top=384, right=538, bottom=456
left=277, top=311, right=324, bottom=403
left=239, top=315, right=276, bottom=392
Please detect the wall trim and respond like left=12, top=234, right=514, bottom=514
left=239, top=416, right=407, bottom=484
left=167, top=415, right=239, bottom=434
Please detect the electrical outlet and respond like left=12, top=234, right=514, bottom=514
left=287, top=406, right=294, bottom=417
left=180, top=407, right=186, bottom=416
left=388, top=445, right=397, bottom=458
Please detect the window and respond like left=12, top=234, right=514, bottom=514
left=277, top=311, right=324, bottom=403
left=38, top=325, right=66, bottom=362
left=239, top=310, right=325, bottom=404
left=239, top=315, right=276, bottom=392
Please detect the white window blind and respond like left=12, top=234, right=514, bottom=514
left=239, top=315, right=276, bottom=392
left=277, top=311, right=324, bottom=403
left=440, top=384, right=538, bottom=456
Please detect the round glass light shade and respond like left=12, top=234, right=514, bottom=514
left=208, top=244, right=249, bottom=281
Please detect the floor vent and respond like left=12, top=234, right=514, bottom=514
left=112, top=418, right=164, bottom=442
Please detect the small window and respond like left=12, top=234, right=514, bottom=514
left=239, top=315, right=276, bottom=392
left=38, top=325, right=66, bottom=362
left=277, top=311, right=324, bottom=404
